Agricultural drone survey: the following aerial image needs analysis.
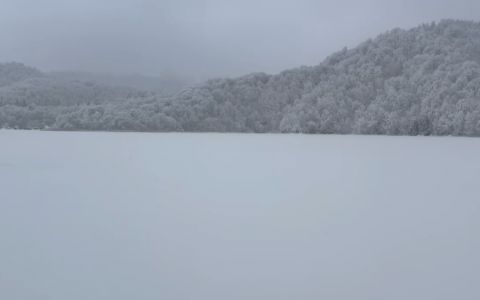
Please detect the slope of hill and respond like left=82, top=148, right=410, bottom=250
left=1, top=19, right=480, bottom=135
left=0, top=62, right=44, bottom=88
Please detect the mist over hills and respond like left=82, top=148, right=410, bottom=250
left=48, top=71, right=193, bottom=94
left=1, top=19, right=480, bottom=136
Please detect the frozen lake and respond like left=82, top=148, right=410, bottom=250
left=1, top=130, right=480, bottom=300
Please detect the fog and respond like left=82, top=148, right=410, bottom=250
left=1, top=0, right=480, bottom=80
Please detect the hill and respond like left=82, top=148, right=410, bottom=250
left=1, top=19, right=480, bottom=135
left=0, top=62, right=44, bottom=88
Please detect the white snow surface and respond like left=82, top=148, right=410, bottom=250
left=1, top=130, right=480, bottom=300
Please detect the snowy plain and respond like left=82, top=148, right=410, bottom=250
left=1, top=130, right=480, bottom=300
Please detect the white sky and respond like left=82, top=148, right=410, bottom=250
left=1, top=0, right=480, bottom=79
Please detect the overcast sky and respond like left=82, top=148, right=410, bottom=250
left=1, top=0, right=480, bottom=79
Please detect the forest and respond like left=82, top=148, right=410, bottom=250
left=1, top=19, right=480, bottom=136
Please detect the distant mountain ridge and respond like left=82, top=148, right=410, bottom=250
left=0, top=62, right=44, bottom=88
left=1, top=19, right=480, bottom=136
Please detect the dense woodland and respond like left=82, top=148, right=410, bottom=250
left=1, top=19, right=480, bottom=136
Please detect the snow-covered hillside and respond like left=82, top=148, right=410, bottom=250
left=2, top=20, right=480, bottom=135
left=0, top=20, right=480, bottom=136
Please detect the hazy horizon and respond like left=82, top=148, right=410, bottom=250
left=2, top=0, right=480, bottom=80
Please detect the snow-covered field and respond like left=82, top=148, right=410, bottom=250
left=1, top=130, right=480, bottom=300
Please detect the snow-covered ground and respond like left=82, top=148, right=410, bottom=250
left=1, top=130, right=480, bottom=300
